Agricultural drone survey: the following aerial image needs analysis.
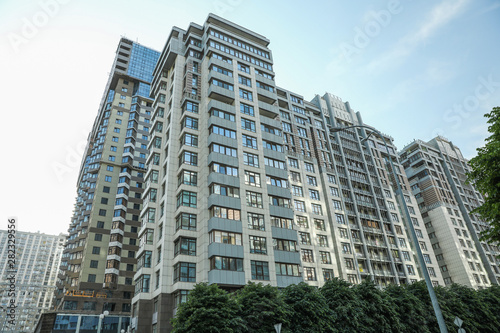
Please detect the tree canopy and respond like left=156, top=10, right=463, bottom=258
left=467, top=106, right=500, bottom=243
left=171, top=279, right=500, bottom=333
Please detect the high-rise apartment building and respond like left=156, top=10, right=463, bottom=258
left=130, top=14, right=442, bottom=332
left=0, top=230, right=65, bottom=332
left=36, top=38, right=161, bottom=332
left=400, top=137, right=500, bottom=288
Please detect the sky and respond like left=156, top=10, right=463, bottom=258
left=1, top=0, right=499, bottom=235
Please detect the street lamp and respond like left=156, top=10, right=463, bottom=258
left=331, top=125, right=448, bottom=333
left=99, top=310, right=109, bottom=333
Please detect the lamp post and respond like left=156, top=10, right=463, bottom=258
left=330, top=125, right=448, bottom=333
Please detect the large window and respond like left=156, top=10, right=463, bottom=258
left=178, top=170, right=198, bottom=186
left=211, top=143, right=237, bottom=157
left=210, top=256, right=243, bottom=271
left=301, top=249, right=314, bottom=262
left=211, top=125, right=236, bottom=139
left=181, top=133, right=198, bottom=147
left=245, top=171, right=261, bottom=187
left=248, top=212, right=265, bottom=230
left=265, top=157, right=286, bottom=169
left=240, top=103, right=254, bottom=116
left=251, top=261, right=269, bottom=280
left=174, top=238, right=196, bottom=256
left=299, top=232, right=311, bottom=245
left=211, top=163, right=238, bottom=176
left=270, top=196, right=290, bottom=208
left=209, top=231, right=242, bottom=245
left=304, top=267, right=317, bottom=281
left=176, top=191, right=197, bottom=208
left=243, top=152, right=259, bottom=167
left=176, top=213, right=196, bottom=231
left=173, top=263, right=196, bottom=283
left=241, top=118, right=256, bottom=132
left=182, top=116, right=198, bottom=130
left=242, top=134, right=257, bottom=149
left=210, top=184, right=240, bottom=198
left=211, top=206, right=241, bottom=220
left=211, top=108, right=235, bottom=122
left=270, top=216, right=293, bottom=229
left=273, top=239, right=297, bottom=252
left=249, top=236, right=267, bottom=254
left=179, top=151, right=198, bottom=166
left=246, top=191, right=263, bottom=208
left=275, top=263, right=300, bottom=276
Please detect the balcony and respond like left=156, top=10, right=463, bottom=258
left=208, top=85, right=235, bottom=104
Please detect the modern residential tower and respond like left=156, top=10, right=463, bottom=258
left=400, top=137, right=500, bottom=288
left=130, top=14, right=443, bottom=332
left=37, top=38, right=161, bottom=332
left=0, top=230, right=65, bottom=332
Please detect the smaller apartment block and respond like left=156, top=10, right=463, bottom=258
left=400, top=137, right=500, bottom=288
left=0, top=230, right=65, bottom=332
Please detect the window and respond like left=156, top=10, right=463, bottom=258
left=92, top=247, right=100, bottom=255
left=309, top=189, right=320, bottom=200
left=105, top=175, right=112, bottom=182
left=423, top=254, right=432, bottom=264
left=211, top=108, right=235, bottom=121
left=299, top=232, right=311, bottom=245
left=179, top=151, right=198, bottom=166
left=336, top=214, right=346, bottom=224
left=327, top=174, right=336, bottom=184
left=292, top=186, right=304, bottom=197
left=266, top=176, right=288, bottom=188
left=176, top=191, right=197, bottom=208
left=330, top=187, right=340, bottom=197
left=211, top=125, right=236, bottom=139
left=211, top=64, right=232, bottom=77
left=239, top=89, right=253, bottom=101
left=249, top=236, right=267, bottom=254
left=289, top=158, right=299, bottom=168
left=238, top=75, right=252, bottom=87
left=320, top=251, right=332, bottom=264
left=290, top=171, right=301, bottom=182
left=317, top=235, right=328, bottom=247
left=339, top=243, right=352, bottom=256
left=304, top=267, right=317, bottom=281
left=178, top=170, right=198, bottom=186
left=265, top=157, right=286, bottom=169
left=276, top=263, right=300, bottom=276
left=211, top=206, right=241, bottom=220
left=90, top=260, right=98, bottom=268
left=185, top=101, right=199, bottom=113
left=243, top=152, right=259, bottom=167
left=307, top=176, right=317, bottom=186
left=296, top=216, right=308, bottom=228
left=251, top=261, right=269, bottom=280
left=181, top=133, right=198, bottom=147
left=312, top=204, right=323, bottom=215
left=211, top=163, right=238, bottom=176
left=246, top=191, right=263, bottom=208
left=304, top=162, right=314, bottom=172
left=238, top=63, right=250, bottom=73
left=301, top=249, right=314, bottom=262
left=271, top=216, right=293, bottom=229
left=210, top=256, right=243, bottom=271
left=314, top=219, right=326, bottom=231
left=176, top=213, right=196, bottom=231
left=245, top=170, right=261, bottom=187
left=273, top=239, right=297, bottom=252
left=339, top=228, right=349, bottom=239
left=241, top=118, right=256, bottom=132
left=242, top=134, right=257, bottom=149
left=209, top=231, right=242, bottom=245
left=210, top=184, right=239, bottom=198
left=323, top=269, right=335, bottom=281
left=211, top=143, right=237, bottom=157
left=240, top=103, right=254, bottom=116
left=294, top=200, right=305, bottom=212
left=173, top=262, right=196, bottom=283
left=182, top=116, right=198, bottom=130
left=406, top=265, right=415, bottom=275
left=174, top=238, right=196, bottom=256
left=248, top=212, right=265, bottom=230
left=94, top=234, right=102, bottom=241
left=333, top=200, right=342, bottom=210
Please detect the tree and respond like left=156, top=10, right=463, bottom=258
left=281, top=282, right=336, bottom=333
left=467, top=106, right=500, bottom=243
left=320, top=278, right=363, bottom=332
left=171, top=283, right=244, bottom=333
left=235, top=282, right=290, bottom=333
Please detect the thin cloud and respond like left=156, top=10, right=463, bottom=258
left=366, top=0, right=470, bottom=72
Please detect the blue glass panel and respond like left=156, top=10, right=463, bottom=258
left=127, top=43, right=160, bottom=83
left=53, top=315, right=79, bottom=332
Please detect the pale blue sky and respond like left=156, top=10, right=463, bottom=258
left=1, top=0, right=499, bottom=235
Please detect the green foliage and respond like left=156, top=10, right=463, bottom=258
left=281, top=282, right=336, bottom=333
left=171, top=280, right=500, bottom=333
left=235, top=282, right=289, bottom=333
left=171, top=283, right=244, bottom=333
left=467, top=106, right=500, bottom=243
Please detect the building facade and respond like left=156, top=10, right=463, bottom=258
left=400, top=137, right=500, bottom=288
left=130, top=14, right=443, bottom=332
left=0, top=230, right=65, bottom=332
left=36, top=38, right=161, bottom=332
